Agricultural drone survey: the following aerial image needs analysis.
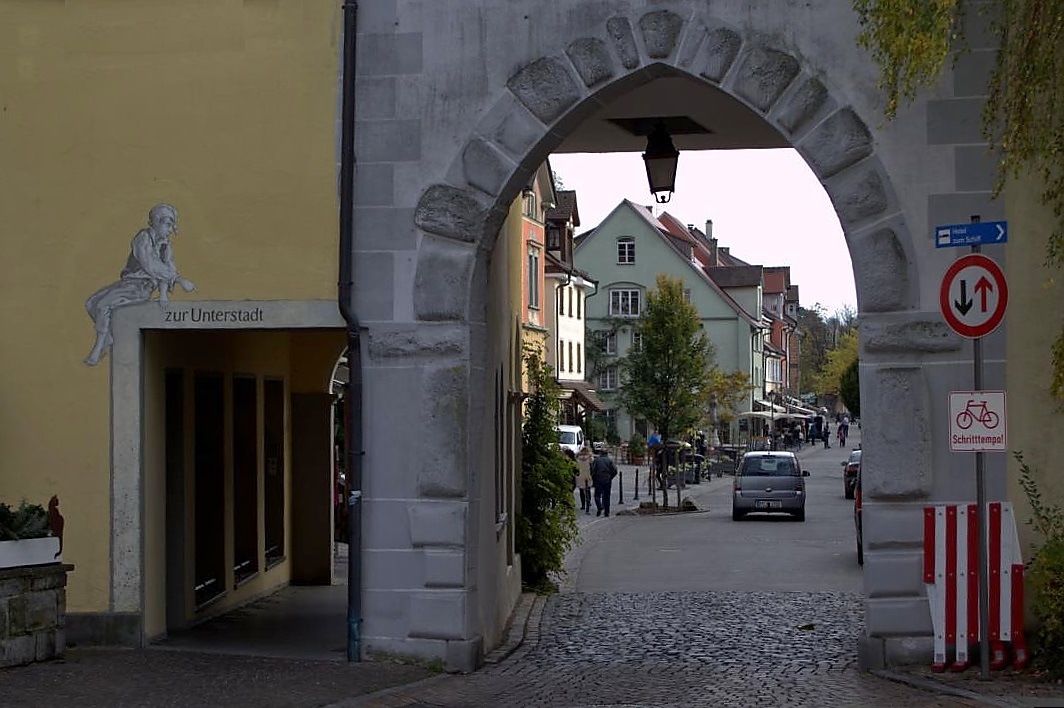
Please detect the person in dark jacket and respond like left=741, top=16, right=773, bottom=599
left=590, top=448, right=618, bottom=517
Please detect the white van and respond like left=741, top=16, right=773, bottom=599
left=556, top=425, right=585, bottom=456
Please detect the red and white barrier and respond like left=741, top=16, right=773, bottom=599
left=922, top=502, right=1028, bottom=672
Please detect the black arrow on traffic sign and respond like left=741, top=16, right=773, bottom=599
left=955, top=279, right=973, bottom=315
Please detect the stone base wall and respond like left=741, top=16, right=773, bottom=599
left=0, top=563, right=74, bottom=668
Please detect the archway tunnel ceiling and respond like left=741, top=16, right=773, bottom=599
left=554, top=77, right=790, bottom=153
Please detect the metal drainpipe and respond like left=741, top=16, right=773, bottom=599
left=338, top=0, right=363, bottom=663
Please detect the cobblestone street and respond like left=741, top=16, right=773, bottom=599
left=347, top=589, right=978, bottom=707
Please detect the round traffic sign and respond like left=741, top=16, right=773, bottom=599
left=939, top=254, right=1008, bottom=338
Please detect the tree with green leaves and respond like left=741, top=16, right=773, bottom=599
left=620, top=274, right=714, bottom=509
left=517, top=349, right=578, bottom=593
left=811, top=330, right=859, bottom=396
left=839, top=359, right=861, bottom=417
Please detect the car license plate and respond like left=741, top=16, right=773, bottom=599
left=755, top=500, right=781, bottom=509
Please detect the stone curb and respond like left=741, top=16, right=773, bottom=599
left=871, top=669, right=1020, bottom=707
left=482, top=592, right=542, bottom=664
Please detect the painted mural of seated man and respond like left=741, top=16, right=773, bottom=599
left=84, top=203, right=196, bottom=366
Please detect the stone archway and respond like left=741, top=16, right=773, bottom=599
left=355, top=2, right=994, bottom=671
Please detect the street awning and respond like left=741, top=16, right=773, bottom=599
left=737, top=411, right=774, bottom=419
left=754, top=398, right=788, bottom=413
left=557, top=380, right=606, bottom=412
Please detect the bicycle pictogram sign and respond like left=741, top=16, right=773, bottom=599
left=955, top=399, right=1000, bottom=430
left=948, top=391, right=1007, bottom=452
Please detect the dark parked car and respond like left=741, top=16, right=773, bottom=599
left=841, top=448, right=861, bottom=499
left=732, top=451, right=809, bottom=522
left=854, top=459, right=864, bottom=565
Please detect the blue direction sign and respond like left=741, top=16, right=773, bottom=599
left=935, top=221, right=1008, bottom=248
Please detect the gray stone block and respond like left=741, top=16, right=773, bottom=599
left=408, top=502, right=466, bottom=548
left=954, top=145, right=999, bottom=192
left=367, top=323, right=467, bottom=362
left=699, top=26, right=741, bottom=83
left=507, top=57, right=582, bottom=124
left=927, top=97, right=986, bottom=145
left=638, top=10, right=684, bottom=59
left=425, top=550, right=466, bottom=588
left=865, top=597, right=933, bottom=636
left=953, top=49, right=995, bottom=97
left=356, top=0, right=398, bottom=34
left=850, top=226, right=912, bottom=313
left=355, top=77, right=397, bottom=120
left=927, top=191, right=1004, bottom=230
left=354, top=163, right=394, bottom=207
left=355, top=120, right=421, bottom=163
left=862, top=368, right=932, bottom=499
left=881, top=635, right=934, bottom=667
left=410, top=591, right=467, bottom=640
left=445, top=635, right=484, bottom=673
left=676, top=21, right=706, bottom=69
left=864, top=551, right=925, bottom=598
left=354, top=207, right=416, bottom=251
left=566, top=38, right=616, bottom=87
left=418, top=365, right=469, bottom=496
left=861, top=315, right=962, bottom=353
left=414, top=185, right=486, bottom=243
left=476, top=94, right=547, bottom=163
left=864, top=503, right=929, bottom=548
left=802, top=108, right=874, bottom=179
left=414, top=237, right=475, bottom=321
left=354, top=252, right=395, bottom=321
left=357, top=32, right=423, bottom=77
left=462, top=138, right=516, bottom=198
left=606, top=16, right=639, bottom=69
left=8, top=592, right=57, bottom=634
left=0, top=600, right=8, bottom=639
left=732, top=46, right=800, bottom=113
left=776, top=77, right=831, bottom=138
left=824, top=162, right=890, bottom=228
left=0, top=635, right=35, bottom=668
left=34, top=630, right=56, bottom=661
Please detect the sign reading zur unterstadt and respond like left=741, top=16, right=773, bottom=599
left=948, top=390, right=1007, bottom=453
left=935, top=220, right=1008, bottom=248
left=939, top=253, right=1008, bottom=338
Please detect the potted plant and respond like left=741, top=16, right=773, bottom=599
left=0, top=498, right=62, bottom=569
left=628, top=433, right=647, bottom=464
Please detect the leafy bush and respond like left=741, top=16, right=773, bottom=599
left=0, top=501, right=50, bottom=541
left=1016, top=451, right=1064, bottom=678
left=628, top=433, right=646, bottom=458
left=517, top=350, right=578, bottom=593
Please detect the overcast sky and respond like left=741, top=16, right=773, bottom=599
left=550, top=148, right=857, bottom=315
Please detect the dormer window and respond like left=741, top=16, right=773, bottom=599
left=617, top=237, right=635, bottom=264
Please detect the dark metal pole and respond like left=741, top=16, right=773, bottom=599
left=971, top=217, right=990, bottom=679
left=339, top=0, right=363, bottom=663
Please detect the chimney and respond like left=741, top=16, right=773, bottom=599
left=708, top=237, right=718, bottom=265
left=705, top=219, right=713, bottom=238
left=720, top=246, right=730, bottom=258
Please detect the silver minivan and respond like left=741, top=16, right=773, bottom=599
left=731, top=451, right=809, bottom=521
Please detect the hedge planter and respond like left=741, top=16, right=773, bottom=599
left=0, top=537, right=61, bottom=570
left=0, top=562, right=74, bottom=667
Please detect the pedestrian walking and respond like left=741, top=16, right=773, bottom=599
left=576, top=445, right=593, bottom=514
left=590, top=447, right=618, bottom=517
left=823, top=423, right=830, bottom=449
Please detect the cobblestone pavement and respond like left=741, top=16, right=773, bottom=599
left=347, top=588, right=984, bottom=707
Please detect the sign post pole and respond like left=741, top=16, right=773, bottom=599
left=972, top=229, right=991, bottom=679
left=938, top=215, right=1009, bottom=678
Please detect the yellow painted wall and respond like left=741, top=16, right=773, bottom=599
left=0, top=1, right=340, bottom=612
left=1005, top=172, right=1064, bottom=559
